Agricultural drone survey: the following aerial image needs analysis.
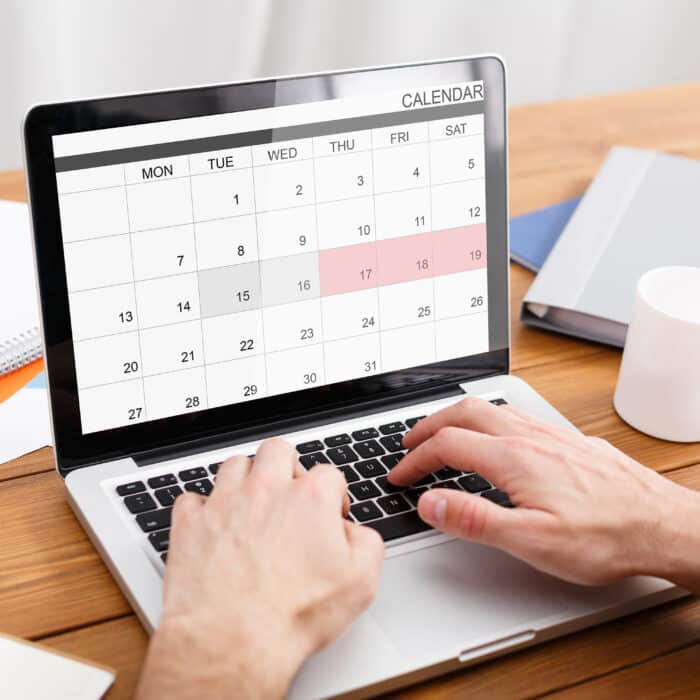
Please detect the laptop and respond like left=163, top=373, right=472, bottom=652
left=23, top=55, right=684, bottom=698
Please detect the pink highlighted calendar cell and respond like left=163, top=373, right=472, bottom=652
left=375, top=232, right=434, bottom=287
left=319, top=242, right=378, bottom=297
left=319, top=225, right=486, bottom=298
left=433, top=224, right=486, bottom=276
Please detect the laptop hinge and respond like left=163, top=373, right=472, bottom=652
left=132, top=382, right=466, bottom=467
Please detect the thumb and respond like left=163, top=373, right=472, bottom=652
left=418, top=489, right=524, bottom=548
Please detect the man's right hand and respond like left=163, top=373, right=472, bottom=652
left=389, top=397, right=700, bottom=591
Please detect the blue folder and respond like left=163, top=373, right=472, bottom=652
left=509, top=196, right=581, bottom=272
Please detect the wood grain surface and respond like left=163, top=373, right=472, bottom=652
left=2, top=82, right=700, bottom=698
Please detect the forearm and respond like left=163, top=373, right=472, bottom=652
left=136, top=617, right=305, bottom=700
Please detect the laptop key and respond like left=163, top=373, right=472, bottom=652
left=338, top=465, right=360, bottom=483
left=354, top=459, right=386, bottom=479
left=405, top=416, right=426, bottom=429
left=351, top=428, right=379, bottom=441
left=405, top=487, right=428, bottom=505
left=136, top=507, right=172, bottom=532
left=378, top=421, right=406, bottom=435
left=209, top=462, right=221, bottom=474
left=489, top=398, right=508, bottom=406
left=381, top=452, right=405, bottom=469
left=155, top=485, right=183, bottom=507
left=377, top=494, right=411, bottom=515
left=435, top=466, right=461, bottom=480
left=348, top=481, right=382, bottom=501
left=148, top=529, right=170, bottom=552
left=431, top=480, right=462, bottom=491
left=415, top=473, right=436, bottom=486
left=458, top=473, right=491, bottom=493
left=184, top=479, right=213, bottom=496
left=364, top=511, right=432, bottom=542
left=375, top=476, right=405, bottom=494
left=354, top=439, right=385, bottom=459
left=379, top=434, right=404, bottom=452
left=324, top=433, right=352, bottom=448
left=179, top=467, right=207, bottom=481
left=123, top=492, right=157, bottom=514
left=296, top=440, right=324, bottom=454
left=161, top=552, right=168, bottom=564
left=116, top=481, right=145, bottom=496
left=327, top=445, right=358, bottom=466
left=147, top=473, right=177, bottom=489
left=481, top=489, right=514, bottom=508
left=350, top=501, right=383, bottom=522
left=299, top=452, right=330, bottom=469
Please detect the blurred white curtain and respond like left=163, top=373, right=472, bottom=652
left=2, top=0, right=700, bottom=169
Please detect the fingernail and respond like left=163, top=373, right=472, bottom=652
left=423, top=493, right=447, bottom=527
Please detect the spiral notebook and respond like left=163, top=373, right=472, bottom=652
left=0, top=201, right=42, bottom=376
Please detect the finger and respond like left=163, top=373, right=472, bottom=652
left=417, top=488, right=529, bottom=549
left=248, top=437, right=297, bottom=484
left=209, top=455, right=253, bottom=510
left=403, top=397, right=531, bottom=450
left=345, top=520, right=384, bottom=577
left=389, top=426, right=517, bottom=487
left=170, top=491, right=204, bottom=537
left=304, top=463, right=349, bottom=515
left=216, top=454, right=253, bottom=485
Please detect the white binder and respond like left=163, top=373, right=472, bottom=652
left=522, top=146, right=700, bottom=346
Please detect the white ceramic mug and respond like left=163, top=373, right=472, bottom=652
left=613, top=266, right=700, bottom=442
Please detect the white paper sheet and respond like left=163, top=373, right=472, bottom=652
left=0, top=388, right=51, bottom=464
left=0, top=633, right=114, bottom=700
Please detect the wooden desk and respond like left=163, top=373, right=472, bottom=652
left=2, top=84, right=700, bottom=698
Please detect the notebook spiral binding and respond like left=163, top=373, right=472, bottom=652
left=0, top=326, right=42, bottom=375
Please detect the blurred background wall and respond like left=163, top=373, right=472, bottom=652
left=2, top=0, right=699, bottom=169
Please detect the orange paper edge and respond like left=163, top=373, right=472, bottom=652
left=0, top=359, right=44, bottom=403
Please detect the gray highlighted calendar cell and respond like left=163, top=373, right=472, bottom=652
left=198, top=262, right=261, bottom=318
left=260, top=252, right=320, bottom=307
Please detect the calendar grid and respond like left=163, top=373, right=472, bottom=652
left=309, top=133, right=328, bottom=383
left=59, top=110, right=491, bottom=434
left=65, top=219, right=486, bottom=296
left=121, top=163, right=149, bottom=422
left=60, top=171, right=485, bottom=243
left=248, top=143, right=270, bottom=398
left=75, top=307, right=489, bottom=392
left=186, top=154, right=210, bottom=410
left=426, top=121, right=439, bottom=361
left=368, top=128, right=383, bottom=375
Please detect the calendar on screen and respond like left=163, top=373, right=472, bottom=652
left=53, top=81, right=490, bottom=434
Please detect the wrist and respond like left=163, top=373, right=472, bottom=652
left=635, top=479, right=700, bottom=592
left=141, top=612, right=309, bottom=700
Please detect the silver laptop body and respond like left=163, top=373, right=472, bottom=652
left=24, top=55, right=684, bottom=699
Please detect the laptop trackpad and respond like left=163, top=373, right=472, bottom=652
left=370, top=538, right=573, bottom=661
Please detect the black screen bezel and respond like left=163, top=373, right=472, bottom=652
left=24, top=56, right=509, bottom=473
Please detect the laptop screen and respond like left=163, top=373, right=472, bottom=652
left=51, top=79, right=493, bottom=435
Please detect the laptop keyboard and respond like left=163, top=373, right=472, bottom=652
left=116, top=398, right=513, bottom=563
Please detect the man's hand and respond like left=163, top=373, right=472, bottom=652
left=389, top=397, right=700, bottom=590
left=136, top=438, right=384, bottom=700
